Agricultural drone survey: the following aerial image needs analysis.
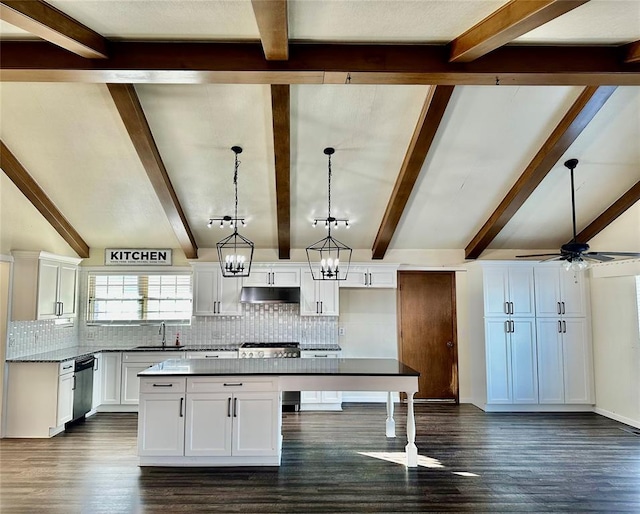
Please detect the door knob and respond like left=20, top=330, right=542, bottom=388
left=446, top=341, right=454, bottom=348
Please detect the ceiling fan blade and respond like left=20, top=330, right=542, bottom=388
left=541, top=255, right=565, bottom=262
left=583, top=254, right=614, bottom=262
left=588, top=251, right=640, bottom=257
left=516, top=253, right=562, bottom=258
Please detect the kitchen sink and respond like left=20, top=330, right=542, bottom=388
left=134, top=345, right=185, bottom=350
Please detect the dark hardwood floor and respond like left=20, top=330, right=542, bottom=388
left=2, top=404, right=640, bottom=513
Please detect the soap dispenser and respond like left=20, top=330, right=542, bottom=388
left=175, top=332, right=180, bottom=346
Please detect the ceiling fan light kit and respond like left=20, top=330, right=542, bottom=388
left=517, top=158, right=640, bottom=270
left=215, top=146, right=254, bottom=278
left=306, top=147, right=352, bottom=281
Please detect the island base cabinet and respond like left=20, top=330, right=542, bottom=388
left=138, top=378, right=282, bottom=466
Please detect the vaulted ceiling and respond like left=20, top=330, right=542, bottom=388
left=1, top=0, right=639, bottom=263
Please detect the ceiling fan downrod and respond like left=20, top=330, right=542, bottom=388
left=564, top=158, right=579, bottom=244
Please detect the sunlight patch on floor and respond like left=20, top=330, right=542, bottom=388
left=358, top=452, right=481, bottom=478
left=358, top=452, right=444, bottom=468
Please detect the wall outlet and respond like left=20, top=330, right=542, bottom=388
left=338, top=327, right=345, bottom=336
left=86, top=331, right=96, bottom=341
left=8, top=336, right=15, bottom=348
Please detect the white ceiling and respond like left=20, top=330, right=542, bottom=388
left=1, top=0, right=639, bottom=263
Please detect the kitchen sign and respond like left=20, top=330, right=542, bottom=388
left=105, top=249, right=172, bottom=266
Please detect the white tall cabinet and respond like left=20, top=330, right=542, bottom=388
left=300, top=270, right=339, bottom=316
left=469, top=261, right=593, bottom=412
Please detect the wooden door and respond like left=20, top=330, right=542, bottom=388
left=398, top=272, right=458, bottom=401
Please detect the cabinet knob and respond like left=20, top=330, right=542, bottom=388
left=446, top=341, right=454, bottom=348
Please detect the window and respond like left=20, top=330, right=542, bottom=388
left=87, top=273, right=192, bottom=323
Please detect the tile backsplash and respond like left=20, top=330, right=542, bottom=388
left=78, top=304, right=337, bottom=350
left=7, top=304, right=337, bottom=358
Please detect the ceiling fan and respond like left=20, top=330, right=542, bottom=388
left=517, top=158, right=640, bottom=270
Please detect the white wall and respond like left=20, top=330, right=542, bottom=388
left=589, top=203, right=640, bottom=427
left=590, top=274, right=640, bottom=427
left=0, top=259, right=12, bottom=436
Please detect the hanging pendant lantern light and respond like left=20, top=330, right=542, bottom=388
left=306, top=147, right=352, bottom=280
left=216, top=146, right=254, bottom=278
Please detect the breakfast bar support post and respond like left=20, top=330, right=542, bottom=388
left=405, top=392, right=418, bottom=467
left=385, top=391, right=395, bottom=437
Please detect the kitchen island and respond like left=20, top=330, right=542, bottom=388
left=137, top=358, right=420, bottom=467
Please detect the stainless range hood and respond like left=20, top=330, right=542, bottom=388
left=240, top=286, right=300, bottom=304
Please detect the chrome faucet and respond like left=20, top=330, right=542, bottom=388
left=159, top=321, right=166, bottom=347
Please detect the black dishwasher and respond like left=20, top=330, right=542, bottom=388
left=71, top=355, right=95, bottom=422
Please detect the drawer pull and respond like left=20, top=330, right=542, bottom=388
left=204, top=355, right=219, bottom=358
left=314, top=354, right=328, bottom=358
left=223, top=382, right=243, bottom=387
left=62, top=365, right=73, bottom=370
left=153, top=383, right=173, bottom=388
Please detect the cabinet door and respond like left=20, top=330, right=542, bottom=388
left=138, top=393, right=185, bottom=456
left=100, top=353, right=122, bottom=405
left=340, top=266, right=367, bottom=287
left=559, top=271, right=587, bottom=317
left=510, top=319, right=538, bottom=404
left=536, top=319, right=565, bottom=403
left=317, top=280, right=339, bottom=315
left=217, top=272, right=243, bottom=315
left=321, top=391, right=343, bottom=403
left=232, top=392, right=280, bottom=457
left=300, top=270, right=319, bottom=315
left=184, top=394, right=232, bottom=457
left=301, top=390, right=322, bottom=403
left=56, top=372, right=74, bottom=426
left=92, top=354, right=102, bottom=410
left=58, top=264, right=78, bottom=317
left=272, top=267, right=300, bottom=287
left=121, top=362, right=153, bottom=404
left=562, top=318, right=593, bottom=404
left=193, top=268, right=216, bottom=315
left=508, top=267, right=535, bottom=317
left=535, top=267, right=563, bottom=317
left=37, top=260, right=60, bottom=318
left=483, top=268, right=509, bottom=317
left=485, top=319, right=512, bottom=403
left=242, top=268, right=271, bottom=287
left=368, top=267, right=397, bottom=288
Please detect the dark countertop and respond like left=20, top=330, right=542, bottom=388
left=139, top=358, right=418, bottom=377
left=7, top=344, right=341, bottom=363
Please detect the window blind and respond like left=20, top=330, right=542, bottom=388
left=87, top=273, right=192, bottom=322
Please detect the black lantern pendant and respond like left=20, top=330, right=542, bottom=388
left=306, top=147, right=352, bottom=280
left=216, top=146, right=254, bottom=278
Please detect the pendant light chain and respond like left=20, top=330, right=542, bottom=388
left=327, top=152, right=332, bottom=234
left=233, top=151, right=240, bottom=233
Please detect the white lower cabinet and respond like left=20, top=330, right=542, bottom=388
left=121, top=352, right=185, bottom=405
left=185, top=392, right=279, bottom=458
left=537, top=318, right=593, bottom=404
left=138, top=376, right=282, bottom=466
left=5, top=360, right=75, bottom=438
left=485, top=319, right=537, bottom=404
left=56, top=367, right=75, bottom=426
left=99, top=352, right=122, bottom=406
left=185, top=351, right=238, bottom=359
left=300, top=351, right=342, bottom=410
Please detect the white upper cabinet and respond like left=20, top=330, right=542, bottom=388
left=11, top=251, right=81, bottom=321
left=534, top=265, right=587, bottom=318
left=242, top=265, right=300, bottom=287
left=192, top=264, right=242, bottom=316
left=339, top=265, right=398, bottom=288
left=483, top=265, right=535, bottom=317
left=300, top=270, right=339, bottom=316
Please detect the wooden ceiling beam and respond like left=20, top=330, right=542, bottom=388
left=573, top=181, right=640, bottom=244
left=465, top=85, right=617, bottom=260
left=0, top=0, right=107, bottom=58
left=372, top=86, right=455, bottom=259
left=625, top=40, right=640, bottom=63
left=107, top=84, right=198, bottom=259
left=0, top=140, right=90, bottom=257
left=1, top=42, right=639, bottom=85
left=449, top=0, right=589, bottom=63
left=251, top=0, right=288, bottom=60
left=271, top=84, right=291, bottom=259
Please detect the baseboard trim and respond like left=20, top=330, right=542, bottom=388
left=482, top=404, right=595, bottom=413
left=594, top=407, right=640, bottom=429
